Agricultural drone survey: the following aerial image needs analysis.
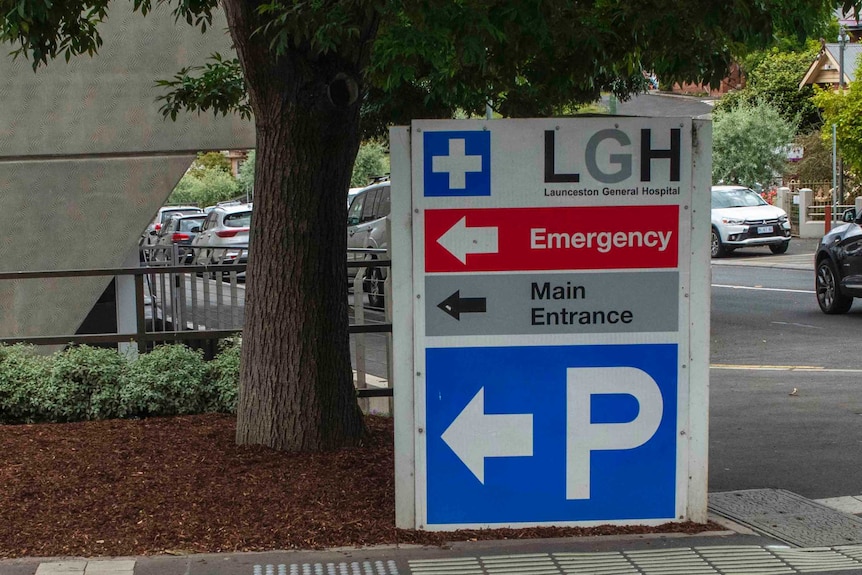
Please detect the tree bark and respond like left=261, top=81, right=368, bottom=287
left=222, top=0, right=369, bottom=450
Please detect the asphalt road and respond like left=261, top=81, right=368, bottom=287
left=709, top=239, right=862, bottom=499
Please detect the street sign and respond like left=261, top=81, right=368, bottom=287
left=391, top=118, right=711, bottom=530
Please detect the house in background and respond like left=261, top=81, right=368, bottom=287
left=671, top=62, right=745, bottom=96
left=799, top=41, right=862, bottom=90
left=224, top=149, right=250, bottom=177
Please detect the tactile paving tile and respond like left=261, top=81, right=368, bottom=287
left=253, top=561, right=400, bottom=575
left=399, top=544, right=862, bottom=575
left=709, top=489, right=862, bottom=547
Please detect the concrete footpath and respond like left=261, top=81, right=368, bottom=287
left=6, top=490, right=862, bottom=575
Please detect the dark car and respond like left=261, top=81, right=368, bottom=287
left=815, top=208, right=862, bottom=314
left=153, top=213, right=208, bottom=263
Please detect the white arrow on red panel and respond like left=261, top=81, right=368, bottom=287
left=436, top=216, right=499, bottom=264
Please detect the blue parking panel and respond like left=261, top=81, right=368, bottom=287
left=425, top=343, right=678, bottom=525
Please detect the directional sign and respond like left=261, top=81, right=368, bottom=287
left=436, top=291, right=487, bottom=321
left=426, top=344, right=678, bottom=524
left=425, top=206, right=679, bottom=272
left=441, top=387, right=533, bottom=483
left=435, top=216, right=500, bottom=264
left=391, top=117, right=710, bottom=531
left=425, top=272, right=679, bottom=337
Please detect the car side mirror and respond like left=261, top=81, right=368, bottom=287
left=191, top=226, right=201, bottom=233
left=347, top=216, right=360, bottom=226
left=842, top=208, right=857, bottom=223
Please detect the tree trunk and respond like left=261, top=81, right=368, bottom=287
left=223, top=0, right=369, bottom=450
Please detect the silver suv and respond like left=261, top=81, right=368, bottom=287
left=190, top=204, right=252, bottom=276
left=347, top=181, right=390, bottom=307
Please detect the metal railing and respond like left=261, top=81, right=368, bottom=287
left=806, top=201, right=856, bottom=221
left=0, top=244, right=393, bottom=400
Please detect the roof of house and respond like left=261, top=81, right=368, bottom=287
left=800, top=43, right=862, bottom=87
left=601, top=92, right=715, bottom=119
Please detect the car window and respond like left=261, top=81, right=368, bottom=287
left=202, top=212, right=218, bottom=231
left=361, top=189, right=380, bottom=222
left=711, top=188, right=766, bottom=209
left=375, top=187, right=390, bottom=219
left=180, top=217, right=206, bottom=232
left=223, top=211, right=252, bottom=228
left=161, top=208, right=200, bottom=223
left=348, top=193, right=365, bottom=224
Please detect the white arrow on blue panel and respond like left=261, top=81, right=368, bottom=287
left=441, top=387, right=533, bottom=483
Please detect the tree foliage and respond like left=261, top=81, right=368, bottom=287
left=716, top=45, right=822, bottom=133
left=713, top=100, right=798, bottom=187
left=813, top=60, right=862, bottom=176
left=350, top=141, right=388, bottom=187
left=188, top=151, right=232, bottom=177
left=236, top=150, right=255, bottom=196
left=788, top=130, right=833, bottom=182
left=168, top=166, right=240, bottom=207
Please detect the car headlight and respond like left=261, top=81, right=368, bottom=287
left=778, top=214, right=788, bottom=223
left=721, top=217, right=745, bottom=225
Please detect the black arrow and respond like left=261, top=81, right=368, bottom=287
left=437, top=290, right=487, bottom=321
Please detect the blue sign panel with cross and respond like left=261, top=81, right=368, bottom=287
left=423, top=131, right=491, bottom=197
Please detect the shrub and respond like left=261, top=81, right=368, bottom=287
left=0, top=344, right=52, bottom=423
left=206, top=337, right=241, bottom=413
left=120, top=345, right=208, bottom=417
left=350, top=141, right=388, bottom=187
left=168, top=167, right=241, bottom=207
left=45, top=346, right=128, bottom=422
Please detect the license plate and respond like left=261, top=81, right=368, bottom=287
left=757, top=225, right=773, bottom=234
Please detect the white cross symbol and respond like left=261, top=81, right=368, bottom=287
left=431, top=138, right=483, bottom=189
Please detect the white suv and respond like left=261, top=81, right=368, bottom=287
left=190, top=204, right=252, bottom=275
left=710, top=185, right=791, bottom=258
left=347, top=180, right=390, bottom=307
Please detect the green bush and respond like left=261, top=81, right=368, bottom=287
left=46, top=346, right=127, bottom=422
left=0, top=344, right=51, bottom=423
left=206, top=337, right=241, bottom=413
left=168, top=167, right=241, bottom=208
left=0, top=341, right=243, bottom=424
left=120, top=345, right=208, bottom=417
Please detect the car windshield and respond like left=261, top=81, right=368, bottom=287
left=711, top=188, right=767, bottom=209
left=223, top=211, right=252, bottom=228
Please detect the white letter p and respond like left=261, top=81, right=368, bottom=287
left=566, top=367, right=664, bottom=500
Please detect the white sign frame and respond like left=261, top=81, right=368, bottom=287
left=391, top=118, right=711, bottom=531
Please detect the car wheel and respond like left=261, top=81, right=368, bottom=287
left=816, top=258, right=853, bottom=314
left=711, top=228, right=728, bottom=258
left=364, top=266, right=385, bottom=308
left=769, top=241, right=790, bottom=255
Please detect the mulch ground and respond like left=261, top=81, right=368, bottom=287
left=0, top=414, right=721, bottom=559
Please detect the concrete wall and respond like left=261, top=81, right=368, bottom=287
left=0, top=3, right=254, bottom=341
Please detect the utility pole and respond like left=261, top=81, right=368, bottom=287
left=838, top=25, right=850, bottom=208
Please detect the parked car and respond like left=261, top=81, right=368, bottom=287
left=152, top=213, right=207, bottom=263
left=815, top=207, right=862, bottom=314
left=347, top=180, right=390, bottom=307
left=189, top=204, right=252, bottom=277
left=143, top=205, right=204, bottom=246
left=710, top=185, right=791, bottom=258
